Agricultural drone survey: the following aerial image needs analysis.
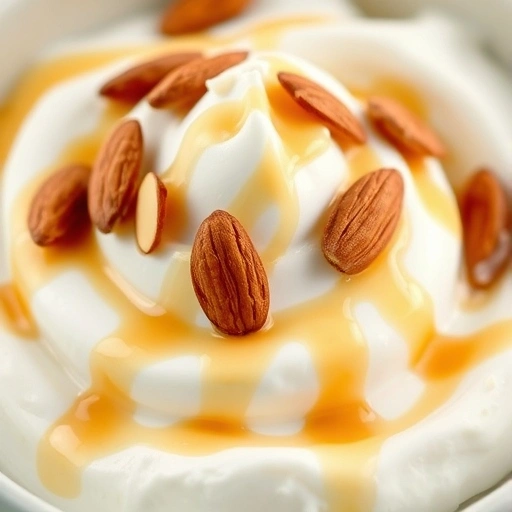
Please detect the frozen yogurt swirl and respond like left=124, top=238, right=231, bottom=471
left=1, top=1, right=512, bottom=512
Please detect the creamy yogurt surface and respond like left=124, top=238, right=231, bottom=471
left=1, top=1, right=512, bottom=511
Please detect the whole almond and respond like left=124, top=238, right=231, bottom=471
left=28, top=164, right=90, bottom=246
left=323, top=168, right=404, bottom=274
left=88, top=119, right=143, bottom=234
left=99, top=52, right=202, bottom=104
left=190, top=210, right=270, bottom=336
left=460, top=169, right=511, bottom=289
left=368, top=96, right=446, bottom=157
left=277, top=71, right=366, bottom=145
left=147, top=51, right=248, bottom=109
left=160, top=0, right=252, bottom=35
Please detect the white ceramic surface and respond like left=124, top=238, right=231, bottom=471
left=358, top=0, right=512, bottom=66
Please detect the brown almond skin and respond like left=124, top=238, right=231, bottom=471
left=277, top=71, right=366, bottom=145
left=28, top=164, right=91, bottom=246
left=160, top=0, right=253, bottom=35
left=99, top=52, right=202, bottom=104
left=368, top=96, right=446, bottom=157
left=190, top=210, right=270, bottom=336
left=88, top=119, right=143, bottom=234
left=147, top=51, right=248, bottom=109
left=322, top=168, right=404, bottom=274
left=460, top=169, right=511, bottom=289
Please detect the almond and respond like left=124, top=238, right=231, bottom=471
left=160, top=0, right=252, bottom=35
left=88, top=119, right=144, bottom=234
left=147, top=51, right=248, bottom=109
left=277, top=71, right=366, bottom=145
left=367, top=96, right=446, bottom=157
left=190, top=210, right=270, bottom=336
left=99, top=52, right=202, bottom=104
left=460, top=169, right=511, bottom=289
left=322, top=168, right=404, bottom=274
left=136, top=172, right=168, bottom=254
left=28, top=164, right=90, bottom=246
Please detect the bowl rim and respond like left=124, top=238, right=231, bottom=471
left=0, top=472, right=59, bottom=512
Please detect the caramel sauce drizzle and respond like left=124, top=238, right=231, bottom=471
left=0, top=283, right=37, bottom=338
left=0, top=16, right=510, bottom=512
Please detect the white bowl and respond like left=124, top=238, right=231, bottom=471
left=357, top=0, right=512, bottom=67
left=0, top=0, right=164, bottom=97
left=0, top=472, right=57, bottom=512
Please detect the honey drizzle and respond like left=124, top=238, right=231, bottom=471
left=0, top=283, right=37, bottom=338
left=159, top=57, right=329, bottom=264
left=350, top=77, right=461, bottom=238
left=349, top=76, right=428, bottom=120
left=0, top=17, right=510, bottom=512
left=408, top=156, right=461, bottom=237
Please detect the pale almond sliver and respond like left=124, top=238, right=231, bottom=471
left=136, top=172, right=168, bottom=254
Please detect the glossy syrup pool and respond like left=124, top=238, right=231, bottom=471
left=0, top=14, right=510, bottom=512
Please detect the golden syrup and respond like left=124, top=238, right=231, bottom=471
left=0, top=18, right=510, bottom=512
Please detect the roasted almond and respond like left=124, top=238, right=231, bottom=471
left=160, top=0, right=252, bottom=35
left=460, top=169, right=511, bottom=289
left=367, top=96, right=446, bottom=157
left=99, top=52, right=202, bottom=104
left=190, top=210, right=270, bottom=336
left=136, top=172, right=168, bottom=254
left=28, top=164, right=90, bottom=246
left=277, top=71, right=366, bottom=145
left=88, top=119, right=144, bottom=234
left=323, top=168, right=404, bottom=274
left=147, top=51, right=248, bottom=109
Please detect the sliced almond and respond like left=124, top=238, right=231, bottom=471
left=147, top=51, right=248, bottom=109
left=277, top=71, right=366, bottom=145
left=136, top=172, right=168, bottom=254
left=88, top=119, right=144, bottom=234
left=460, top=169, right=511, bottom=289
left=190, top=210, right=270, bottom=336
left=160, top=0, right=252, bottom=35
left=368, top=96, right=446, bottom=157
left=99, top=52, right=202, bottom=104
left=323, top=168, right=404, bottom=274
left=28, top=164, right=90, bottom=246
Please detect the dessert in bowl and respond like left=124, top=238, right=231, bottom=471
left=1, top=0, right=512, bottom=511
